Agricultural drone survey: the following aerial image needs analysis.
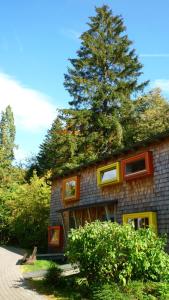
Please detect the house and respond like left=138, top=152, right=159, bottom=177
left=48, top=130, right=169, bottom=252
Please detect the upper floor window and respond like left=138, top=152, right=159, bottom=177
left=62, top=176, right=80, bottom=202
left=122, top=151, right=153, bottom=181
left=97, top=162, right=121, bottom=187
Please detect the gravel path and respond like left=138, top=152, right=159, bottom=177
left=0, top=246, right=46, bottom=300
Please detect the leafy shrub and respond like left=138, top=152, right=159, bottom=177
left=91, top=283, right=125, bottom=300
left=91, top=281, right=169, bottom=300
left=146, top=282, right=169, bottom=300
left=8, top=172, right=50, bottom=251
left=44, top=262, right=62, bottom=286
left=67, top=221, right=169, bottom=285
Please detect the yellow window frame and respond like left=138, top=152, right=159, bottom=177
left=97, top=162, right=121, bottom=187
left=123, top=211, right=157, bottom=232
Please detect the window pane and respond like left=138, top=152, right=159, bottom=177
left=50, top=229, right=59, bottom=245
left=69, top=212, right=76, bottom=229
left=128, top=217, right=149, bottom=230
left=138, top=217, right=149, bottom=228
left=128, top=218, right=135, bottom=228
left=126, top=158, right=146, bottom=175
left=65, top=180, right=76, bottom=197
left=101, top=168, right=117, bottom=182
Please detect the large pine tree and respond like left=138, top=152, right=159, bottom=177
left=64, top=5, right=148, bottom=153
left=37, top=5, right=152, bottom=176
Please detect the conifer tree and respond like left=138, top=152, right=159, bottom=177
left=65, top=5, right=147, bottom=110
left=0, top=105, right=16, bottom=165
left=37, top=5, right=153, bottom=175
left=64, top=5, right=148, bottom=153
left=37, top=115, right=79, bottom=175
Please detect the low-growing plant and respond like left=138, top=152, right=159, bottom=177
left=44, top=262, right=62, bottom=287
left=91, top=283, right=126, bottom=300
left=67, top=221, right=169, bottom=285
left=91, top=281, right=169, bottom=300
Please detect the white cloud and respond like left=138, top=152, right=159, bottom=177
left=152, top=79, right=169, bottom=93
left=0, top=72, right=57, bottom=132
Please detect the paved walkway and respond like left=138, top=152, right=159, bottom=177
left=23, top=263, right=79, bottom=279
left=0, top=246, right=46, bottom=300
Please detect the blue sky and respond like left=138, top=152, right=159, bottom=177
left=0, top=0, right=169, bottom=162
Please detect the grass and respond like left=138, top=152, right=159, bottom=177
left=21, top=260, right=169, bottom=299
left=21, top=259, right=54, bottom=273
left=27, top=277, right=169, bottom=300
left=27, top=277, right=83, bottom=300
left=21, top=259, right=82, bottom=299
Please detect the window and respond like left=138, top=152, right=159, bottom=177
left=48, top=226, right=63, bottom=247
left=97, top=162, right=121, bottom=186
left=122, top=151, right=153, bottom=180
left=62, top=176, right=80, bottom=202
left=123, top=212, right=157, bottom=232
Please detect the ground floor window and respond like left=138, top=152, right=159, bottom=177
left=48, top=226, right=63, bottom=247
left=68, top=203, right=117, bottom=229
left=123, top=211, right=157, bottom=232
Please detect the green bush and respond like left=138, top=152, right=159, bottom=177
left=67, top=221, right=169, bottom=285
left=7, top=172, right=50, bottom=251
left=44, top=262, right=62, bottom=287
left=91, top=283, right=125, bottom=300
left=91, top=281, right=169, bottom=300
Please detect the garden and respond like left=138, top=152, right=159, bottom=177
left=23, top=221, right=169, bottom=300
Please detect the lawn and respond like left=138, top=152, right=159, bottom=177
left=21, top=260, right=82, bottom=299
left=28, top=277, right=83, bottom=300
left=21, top=259, right=53, bottom=273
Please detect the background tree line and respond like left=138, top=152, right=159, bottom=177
left=0, top=105, right=50, bottom=250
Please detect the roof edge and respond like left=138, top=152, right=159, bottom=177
left=52, top=129, right=169, bottom=180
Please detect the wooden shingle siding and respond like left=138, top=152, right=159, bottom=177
left=50, top=138, right=169, bottom=250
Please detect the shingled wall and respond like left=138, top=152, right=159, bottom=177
left=50, top=138, right=169, bottom=248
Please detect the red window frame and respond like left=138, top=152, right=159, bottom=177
left=48, top=226, right=63, bottom=247
left=122, top=151, right=153, bottom=181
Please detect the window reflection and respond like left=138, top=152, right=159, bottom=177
left=126, top=159, right=146, bottom=175
left=50, top=229, right=60, bottom=245
left=101, top=168, right=117, bottom=182
left=65, top=180, right=76, bottom=198
left=128, top=217, right=149, bottom=230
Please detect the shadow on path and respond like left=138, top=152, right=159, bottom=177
left=2, top=245, right=26, bottom=256
left=11, top=278, right=37, bottom=293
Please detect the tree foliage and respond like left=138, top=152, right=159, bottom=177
left=36, top=6, right=169, bottom=177
left=37, top=116, right=79, bottom=175
left=7, top=172, right=50, bottom=250
left=0, top=169, right=50, bottom=250
left=37, top=5, right=149, bottom=175
left=0, top=165, right=25, bottom=243
left=0, top=105, right=17, bottom=243
left=37, top=88, right=169, bottom=176
left=64, top=5, right=148, bottom=155
left=64, top=5, right=147, bottom=110
left=0, top=106, right=50, bottom=249
left=0, top=105, right=16, bottom=164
